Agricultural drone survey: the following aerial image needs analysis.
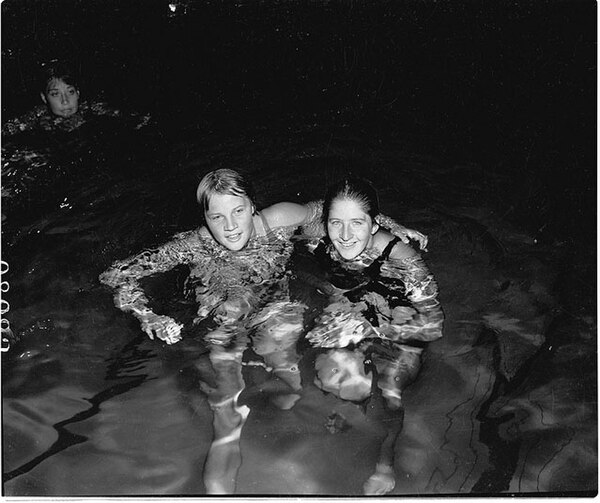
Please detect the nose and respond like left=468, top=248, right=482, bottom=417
left=224, top=216, right=237, bottom=231
left=60, top=93, right=69, bottom=105
left=341, top=224, right=352, bottom=241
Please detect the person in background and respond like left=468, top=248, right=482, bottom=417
left=303, top=176, right=444, bottom=496
left=39, top=62, right=81, bottom=118
left=99, top=168, right=428, bottom=494
left=2, top=60, right=149, bottom=137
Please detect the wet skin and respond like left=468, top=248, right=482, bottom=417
left=41, top=78, right=80, bottom=118
left=327, top=198, right=379, bottom=260
left=205, top=193, right=256, bottom=251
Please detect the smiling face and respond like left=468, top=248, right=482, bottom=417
left=327, top=197, right=379, bottom=260
left=41, top=78, right=80, bottom=117
left=205, top=193, right=255, bottom=251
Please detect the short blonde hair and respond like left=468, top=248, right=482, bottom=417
left=196, top=169, right=256, bottom=212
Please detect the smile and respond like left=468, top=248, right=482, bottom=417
left=338, top=242, right=356, bottom=248
left=226, top=233, right=243, bottom=242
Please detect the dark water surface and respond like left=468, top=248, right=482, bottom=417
left=1, top=0, right=596, bottom=497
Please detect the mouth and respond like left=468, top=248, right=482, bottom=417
left=225, top=232, right=243, bottom=242
left=337, top=241, right=357, bottom=249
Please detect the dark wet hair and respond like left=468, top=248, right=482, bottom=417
left=40, top=61, right=80, bottom=93
left=196, top=168, right=257, bottom=213
left=322, top=176, right=380, bottom=225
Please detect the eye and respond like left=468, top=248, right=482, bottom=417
left=210, top=215, right=223, bottom=221
left=235, top=207, right=245, bottom=215
left=49, top=91, right=59, bottom=97
left=329, top=220, right=341, bottom=227
left=352, top=220, right=365, bottom=227
left=68, top=88, right=77, bottom=95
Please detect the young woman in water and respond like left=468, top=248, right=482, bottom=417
left=2, top=61, right=149, bottom=137
left=100, top=168, right=427, bottom=346
left=3, top=62, right=84, bottom=136
left=302, top=176, right=444, bottom=495
left=39, top=63, right=81, bottom=118
left=99, top=167, right=427, bottom=494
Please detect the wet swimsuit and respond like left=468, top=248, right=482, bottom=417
left=258, top=211, right=272, bottom=236
left=314, top=236, right=412, bottom=319
left=307, top=235, right=443, bottom=350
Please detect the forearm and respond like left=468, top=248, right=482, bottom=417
left=376, top=214, right=428, bottom=250
left=381, top=299, right=444, bottom=343
left=299, top=200, right=326, bottom=237
left=380, top=256, right=445, bottom=343
left=375, top=213, right=408, bottom=236
left=99, top=231, right=199, bottom=317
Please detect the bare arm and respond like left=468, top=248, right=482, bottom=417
left=375, top=214, right=428, bottom=251
left=99, top=229, right=203, bottom=344
left=263, top=199, right=428, bottom=249
left=378, top=255, right=444, bottom=343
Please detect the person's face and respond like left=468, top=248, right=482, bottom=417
left=205, top=193, right=255, bottom=251
left=326, top=198, right=378, bottom=260
left=314, top=350, right=371, bottom=401
left=41, top=78, right=80, bottom=117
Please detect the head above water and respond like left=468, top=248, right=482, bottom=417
left=322, top=177, right=381, bottom=260
left=39, top=62, right=80, bottom=118
left=196, top=169, right=258, bottom=251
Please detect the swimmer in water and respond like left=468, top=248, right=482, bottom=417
left=2, top=60, right=147, bottom=137
left=303, top=176, right=444, bottom=495
left=40, top=63, right=81, bottom=118
left=2, top=61, right=85, bottom=136
left=99, top=168, right=427, bottom=494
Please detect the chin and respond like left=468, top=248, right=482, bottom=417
left=219, top=237, right=249, bottom=251
left=336, top=249, right=360, bottom=260
left=333, top=242, right=364, bottom=260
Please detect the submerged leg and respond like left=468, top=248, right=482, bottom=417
left=375, top=345, right=422, bottom=411
left=363, top=402, right=404, bottom=495
left=250, top=301, right=306, bottom=409
left=363, top=346, right=422, bottom=495
left=201, top=334, right=250, bottom=494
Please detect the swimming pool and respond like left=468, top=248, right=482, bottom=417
left=2, top=113, right=596, bottom=496
left=2, top=0, right=596, bottom=497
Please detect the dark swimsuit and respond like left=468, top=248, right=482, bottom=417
left=315, top=236, right=430, bottom=353
left=314, top=236, right=412, bottom=313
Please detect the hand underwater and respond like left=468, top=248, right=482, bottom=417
left=140, top=314, right=183, bottom=344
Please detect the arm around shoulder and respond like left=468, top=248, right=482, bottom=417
left=262, top=200, right=325, bottom=235
left=388, top=240, right=419, bottom=261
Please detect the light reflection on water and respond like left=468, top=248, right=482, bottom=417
left=2, top=120, right=596, bottom=496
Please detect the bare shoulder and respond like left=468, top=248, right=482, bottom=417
left=261, top=202, right=308, bottom=228
left=374, top=230, right=418, bottom=260
left=198, top=226, right=212, bottom=238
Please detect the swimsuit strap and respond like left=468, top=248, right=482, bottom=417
left=257, top=211, right=272, bottom=234
left=361, top=236, right=402, bottom=277
left=380, top=236, right=401, bottom=261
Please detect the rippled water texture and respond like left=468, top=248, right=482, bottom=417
left=2, top=0, right=596, bottom=497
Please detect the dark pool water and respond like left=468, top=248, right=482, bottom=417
left=1, top=0, right=596, bottom=497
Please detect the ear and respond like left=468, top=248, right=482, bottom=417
left=371, top=223, right=380, bottom=235
left=40, top=92, right=47, bottom=104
